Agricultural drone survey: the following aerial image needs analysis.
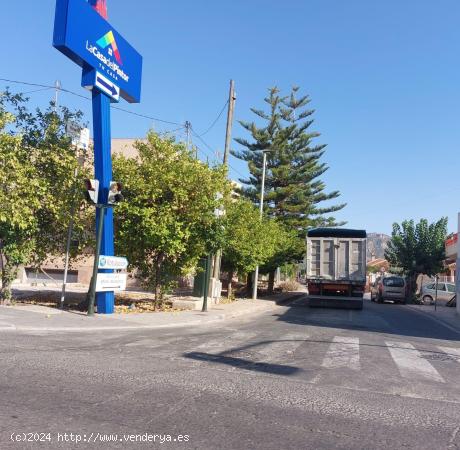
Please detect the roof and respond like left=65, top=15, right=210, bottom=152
left=307, top=228, right=367, bottom=238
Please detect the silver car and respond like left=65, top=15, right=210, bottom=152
left=420, top=282, right=456, bottom=305
left=371, top=275, right=407, bottom=304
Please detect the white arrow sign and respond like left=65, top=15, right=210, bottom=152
left=98, top=255, right=128, bottom=270
left=94, top=71, right=120, bottom=101
left=96, top=273, right=127, bottom=292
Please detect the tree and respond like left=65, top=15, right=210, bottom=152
left=233, top=86, right=346, bottom=232
left=0, top=95, right=40, bottom=303
left=113, top=132, right=227, bottom=305
left=260, top=226, right=303, bottom=294
left=0, top=92, right=91, bottom=303
left=12, top=97, right=92, bottom=268
left=233, top=86, right=346, bottom=286
left=220, top=198, right=280, bottom=298
left=385, top=218, right=448, bottom=296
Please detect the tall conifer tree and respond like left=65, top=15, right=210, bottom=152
left=233, top=87, right=346, bottom=234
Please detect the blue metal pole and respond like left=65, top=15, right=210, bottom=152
left=92, top=89, right=114, bottom=314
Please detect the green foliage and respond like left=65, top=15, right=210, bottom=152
left=233, top=86, right=346, bottom=234
left=385, top=218, right=448, bottom=292
left=221, top=198, right=278, bottom=275
left=113, top=132, right=228, bottom=302
left=0, top=102, right=38, bottom=300
left=11, top=96, right=93, bottom=265
left=0, top=92, right=91, bottom=302
left=260, top=225, right=303, bottom=274
left=367, top=265, right=379, bottom=274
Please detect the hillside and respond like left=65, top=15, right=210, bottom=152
left=367, top=233, right=391, bottom=260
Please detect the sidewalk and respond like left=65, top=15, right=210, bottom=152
left=0, top=290, right=306, bottom=333
left=403, top=303, right=460, bottom=334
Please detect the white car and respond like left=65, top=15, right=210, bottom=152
left=420, top=282, right=455, bottom=304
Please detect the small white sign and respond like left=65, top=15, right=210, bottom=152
left=79, top=127, right=90, bottom=150
left=95, top=71, right=120, bottom=101
left=95, top=273, right=127, bottom=292
left=98, top=255, right=128, bottom=270
left=66, top=120, right=80, bottom=146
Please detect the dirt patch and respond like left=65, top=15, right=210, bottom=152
left=11, top=290, right=186, bottom=314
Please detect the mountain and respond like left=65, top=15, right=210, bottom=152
left=367, top=233, right=391, bottom=260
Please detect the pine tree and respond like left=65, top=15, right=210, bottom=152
left=233, top=86, right=346, bottom=234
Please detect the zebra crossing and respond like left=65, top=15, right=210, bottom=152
left=321, top=336, right=360, bottom=371
left=178, top=331, right=460, bottom=384
left=385, top=341, right=445, bottom=383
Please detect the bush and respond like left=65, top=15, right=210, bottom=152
left=278, top=280, right=301, bottom=292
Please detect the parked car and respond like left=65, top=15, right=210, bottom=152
left=420, top=282, right=456, bottom=305
left=371, top=275, right=407, bottom=304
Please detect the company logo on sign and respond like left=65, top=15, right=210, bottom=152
left=85, top=35, right=129, bottom=82
left=96, top=31, right=122, bottom=65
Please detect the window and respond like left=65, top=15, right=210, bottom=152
left=437, top=283, right=446, bottom=292
left=425, top=284, right=435, bottom=290
left=447, top=284, right=456, bottom=293
left=383, top=277, right=405, bottom=287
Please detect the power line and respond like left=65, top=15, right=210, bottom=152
left=198, top=99, right=229, bottom=137
left=0, top=77, right=248, bottom=178
left=111, top=105, right=182, bottom=126
left=191, top=126, right=246, bottom=179
left=22, top=87, right=54, bottom=95
left=0, top=77, right=182, bottom=125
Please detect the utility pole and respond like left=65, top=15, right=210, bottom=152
left=223, top=80, right=236, bottom=166
left=54, top=80, right=61, bottom=113
left=252, top=151, right=268, bottom=300
left=59, top=164, right=79, bottom=309
left=201, top=255, right=212, bottom=312
left=87, top=205, right=106, bottom=316
left=184, top=120, right=192, bottom=154
left=212, top=80, right=236, bottom=284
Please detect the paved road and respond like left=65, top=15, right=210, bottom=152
left=1, top=298, right=460, bottom=449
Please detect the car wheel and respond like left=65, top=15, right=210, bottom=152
left=377, top=294, right=383, bottom=303
left=422, top=295, right=433, bottom=305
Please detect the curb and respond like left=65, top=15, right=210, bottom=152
left=403, top=305, right=460, bottom=336
left=271, top=292, right=306, bottom=305
left=0, top=292, right=304, bottom=333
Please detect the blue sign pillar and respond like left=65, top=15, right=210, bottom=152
left=53, top=0, right=142, bottom=314
left=92, top=89, right=114, bottom=314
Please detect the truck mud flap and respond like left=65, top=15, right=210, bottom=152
left=308, top=297, right=363, bottom=310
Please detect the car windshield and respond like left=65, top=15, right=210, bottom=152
left=383, top=277, right=404, bottom=287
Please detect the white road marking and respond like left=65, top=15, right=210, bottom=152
left=321, top=336, right=360, bottom=370
left=0, top=321, right=15, bottom=330
left=438, top=346, right=460, bottom=362
left=386, top=341, right=445, bottom=383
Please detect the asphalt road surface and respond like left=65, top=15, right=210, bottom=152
left=1, top=298, right=460, bottom=450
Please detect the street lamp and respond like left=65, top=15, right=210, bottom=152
left=252, top=150, right=269, bottom=300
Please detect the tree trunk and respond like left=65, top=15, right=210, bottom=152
left=227, top=269, right=234, bottom=299
left=268, top=271, right=275, bottom=295
left=246, top=272, right=253, bottom=296
left=408, top=272, right=418, bottom=301
left=154, top=253, right=166, bottom=310
left=0, top=254, right=15, bottom=305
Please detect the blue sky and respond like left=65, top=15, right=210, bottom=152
left=1, top=0, right=459, bottom=235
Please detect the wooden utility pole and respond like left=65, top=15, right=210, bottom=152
left=212, top=81, right=236, bottom=283
left=223, top=80, right=236, bottom=166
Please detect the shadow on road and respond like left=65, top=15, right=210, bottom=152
left=183, top=351, right=300, bottom=375
left=275, top=297, right=460, bottom=342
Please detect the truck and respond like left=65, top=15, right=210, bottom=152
left=306, top=228, right=367, bottom=310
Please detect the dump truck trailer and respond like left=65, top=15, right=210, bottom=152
left=306, top=228, right=367, bottom=310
